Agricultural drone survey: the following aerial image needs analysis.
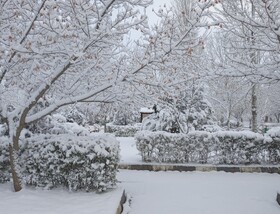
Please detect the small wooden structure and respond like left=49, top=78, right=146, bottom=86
left=140, top=107, right=154, bottom=122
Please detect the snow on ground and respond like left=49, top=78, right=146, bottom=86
left=0, top=184, right=123, bottom=214
left=118, top=170, right=280, bottom=214
left=2, top=137, right=280, bottom=214
left=118, top=137, right=142, bottom=164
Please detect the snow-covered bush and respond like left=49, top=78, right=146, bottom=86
left=61, top=106, right=87, bottom=125
left=141, top=110, right=174, bottom=132
left=213, top=131, right=264, bottom=164
left=0, top=136, right=10, bottom=183
left=136, top=131, right=214, bottom=163
left=112, top=107, right=138, bottom=126
left=265, top=127, right=280, bottom=164
left=106, top=123, right=140, bottom=137
left=27, top=114, right=90, bottom=136
left=136, top=131, right=276, bottom=165
left=0, top=134, right=120, bottom=192
left=201, top=124, right=223, bottom=132
left=0, top=124, right=8, bottom=136
left=141, top=84, right=215, bottom=133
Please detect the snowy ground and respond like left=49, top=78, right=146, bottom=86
left=118, top=170, right=280, bottom=214
left=1, top=137, right=280, bottom=214
left=118, top=137, right=142, bottom=164
left=118, top=137, right=280, bottom=214
left=0, top=184, right=123, bottom=214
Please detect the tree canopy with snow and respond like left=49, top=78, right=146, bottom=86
left=0, top=0, right=218, bottom=192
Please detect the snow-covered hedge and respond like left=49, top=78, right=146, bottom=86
left=28, top=113, right=90, bottom=136
left=0, top=134, right=120, bottom=192
left=136, top=131, right=280, bottom=165
left=106, top=123, right=140, bottom=137
left=265, top=127, right=280, bottom=164
left=0, top=137, right=10, bottom=183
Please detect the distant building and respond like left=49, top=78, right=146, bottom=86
left=140, top=107, right=154, bottom=122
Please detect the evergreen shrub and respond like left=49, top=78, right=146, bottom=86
left=0, top=134, right=120, bottom=192
left=136, top=130, right=280, bottom=165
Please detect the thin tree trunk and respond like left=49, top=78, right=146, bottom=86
left=251, top=84, right=258, bottom=132
left=9, top=124, right=24, bottom=192
left=9, top=144, right=22, bottom=192
left=250, top=4, right=258, bottom=133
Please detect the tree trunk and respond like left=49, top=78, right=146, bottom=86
left=9, top=144, right=22, bottom=192
left=9, top=125, right=24, bottom=192
left=250, top=4, right=258, bottom=133
left=277, top=193, right=280, bottom=206
left=251, top=84, right=258, bottom=132
left=275, top=113, right=280, bottom=123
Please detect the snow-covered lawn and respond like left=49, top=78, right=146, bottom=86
left=0, top=184, right=123, bottom=214
left=118, top=170, right=280, bottom=214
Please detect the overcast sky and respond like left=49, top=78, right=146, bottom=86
left=125, top=0, right=173, bottom=44
left=147, top=0, right=172, bottom=26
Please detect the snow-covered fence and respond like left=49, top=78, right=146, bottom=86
left=135, top=131, right=280, bottom=165
left=0, top=134, right=120, bottom=192
left=106, top=123, right=140, bottom=137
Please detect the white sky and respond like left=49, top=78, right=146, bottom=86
left=125, top=0, right=173, bottom=44
left=146, top=0, right=172, bottom=26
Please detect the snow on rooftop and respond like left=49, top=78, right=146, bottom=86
left=140, top=107, right=154, bottom=113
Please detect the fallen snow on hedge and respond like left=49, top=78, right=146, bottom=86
left=135, top=130, right=280, bottom=164
left=0, top=136, right=9, bottom=183
left=1, top=134, right=120, bottom=192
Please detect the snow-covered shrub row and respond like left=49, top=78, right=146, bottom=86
left=213, top=131, right=265, bottom=164
left=136, top=131, right=280, bottom=165
left=106, top=123, right=140, bottom=137
left=27, top=114, right=90, bottom=136
left=135, top=131, right=212, bottom=163
left=0, top=137, right=10, bottom=183
left=265, top=127, right=280, bottom=164
left=0, top=134, right=120, bottom=192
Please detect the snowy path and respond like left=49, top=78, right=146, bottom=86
left=118, top=137, right=142, bottom=164
left=118, top=170, right=280, bottom=214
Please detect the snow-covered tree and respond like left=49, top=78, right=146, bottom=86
left=112, top=107, right=137, bottom=126
left=212, top=0, right=280, bottom=82
left=204, top=0, right=280, bottom=132
left=142, top=81, right=214, bottom=133
left=207, top=76, right=251, bottom=129
left=0, top=0, right=217, bottom=191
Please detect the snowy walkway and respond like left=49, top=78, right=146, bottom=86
left=118, top=170, right=280, bottom=214
left=118, top=137, right=142, bottom=164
